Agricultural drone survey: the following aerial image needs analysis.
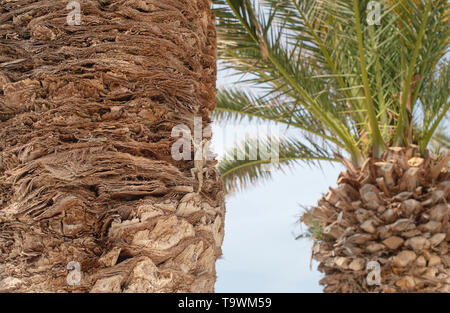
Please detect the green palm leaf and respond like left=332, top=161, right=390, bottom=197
left=213, top=87, right=344, bottom=148
left=219, top=136, right=338, bottom=194
left=213, top=0, right=449, bottom=194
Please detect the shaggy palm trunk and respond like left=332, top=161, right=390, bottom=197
left=303, top=147, right=449, bottom=292
left=0, top=0, right=225, bottom=292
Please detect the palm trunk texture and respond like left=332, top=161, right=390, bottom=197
left=303, top=147, right=449, bottom=292
left=0, top=0, right=225, bottom=292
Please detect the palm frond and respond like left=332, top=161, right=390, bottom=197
left=214, top=0, right=363, bottom=162
left=419, top=60, right=450, bottom=153
left=219, top=136, right=337, bottom=194
left=213, top=87, right=345, bottom=148
left=430, top=129, right=450, bottom=154
left=213, top=0, right=449, bottom=193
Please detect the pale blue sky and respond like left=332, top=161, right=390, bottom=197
left=213, top=160, right=342, bottom=292
left=211, top=70, right=345, bottom=293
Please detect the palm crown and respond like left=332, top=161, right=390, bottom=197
left=212, top=0, right=449, bottom=194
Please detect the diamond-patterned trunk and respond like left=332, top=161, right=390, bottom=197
left=303, top=147, right=449, bottom=292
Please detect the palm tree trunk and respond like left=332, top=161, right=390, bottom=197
left=303, top=147, right=449, bottom=292
left=0, top=0, right=225, bottom=292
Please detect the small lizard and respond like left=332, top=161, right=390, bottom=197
left=191, top=136, right=215, bottom=194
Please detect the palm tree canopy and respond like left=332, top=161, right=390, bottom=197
left=213, top=0, right=449, bottom=193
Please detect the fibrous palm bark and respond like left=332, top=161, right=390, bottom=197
left=0, top=0, right=225, bottom=292
left=303, top=148, right=449, bottom=292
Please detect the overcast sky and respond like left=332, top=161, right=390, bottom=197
left=213, top=158, right=342, bottom=292
left=211, top=70, right=344, bottom=293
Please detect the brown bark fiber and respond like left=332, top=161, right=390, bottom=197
left=0, top=0, right=225, bottom=292
left=303, top=147, right=449, bottom=292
